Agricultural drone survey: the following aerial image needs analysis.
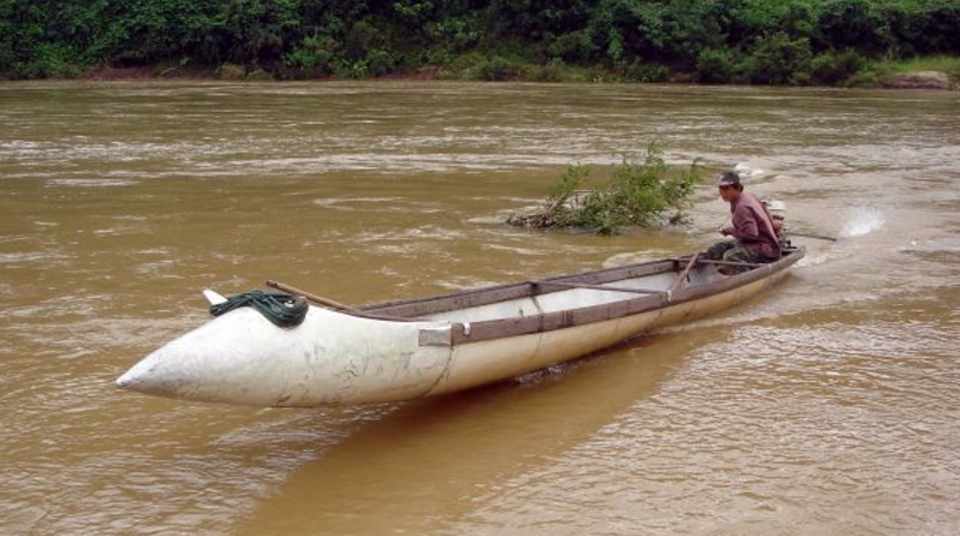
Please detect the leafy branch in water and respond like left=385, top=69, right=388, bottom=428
left=508, top=143, right=702, bottom=235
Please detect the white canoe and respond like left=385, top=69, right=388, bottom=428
left=116, top=249, right=803, bottom=407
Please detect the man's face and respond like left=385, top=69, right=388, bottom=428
left=718, top=185, right=738, bottom=202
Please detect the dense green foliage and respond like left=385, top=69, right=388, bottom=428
left=508, top=144, right=702, bottom=235
left=2, top=0, right=959, bottom=84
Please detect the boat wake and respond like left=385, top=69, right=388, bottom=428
left=797, top=251, right=833, bottom=267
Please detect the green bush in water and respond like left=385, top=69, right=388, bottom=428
left=514, top=144, right=702, bottom=235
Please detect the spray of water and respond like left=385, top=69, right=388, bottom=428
left=733, top=162, right=764, bottom=180
left=840, top=207, right=885, bottom=237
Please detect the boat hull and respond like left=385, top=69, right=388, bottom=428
left=116, top=308, right=453, bottom=407
left=429, top=267, right=789, bottom=395
left=117, top=250, right=801, bottom=407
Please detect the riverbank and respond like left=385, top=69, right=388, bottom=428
left=868, top=56, right=960, bottom=89
left=75, top=55, right=960, bottom=91
left=6, top=1, right=959, bottom=90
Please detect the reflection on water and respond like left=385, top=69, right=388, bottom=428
left=1, top=81, right=958, bottom=535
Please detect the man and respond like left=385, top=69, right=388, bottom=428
left=705, top=171, right=780, bottom=273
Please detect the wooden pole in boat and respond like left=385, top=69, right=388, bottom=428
left=535, top=281, right=665, bottom=295
left=266, top=280, right=352, bottom=311
left=788, top=231, right=838, bottom=242
left=670, top=254, right=699, bottom=293
left=266, top=280, right=424, bottom=322
left=690, top=258, right=766, bottom=268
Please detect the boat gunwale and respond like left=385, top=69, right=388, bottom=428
left=443, top=248, right=804, bottom=345
left=359, top=258, right=678, bottom=318
left=352, top=249, right=803, bottom=345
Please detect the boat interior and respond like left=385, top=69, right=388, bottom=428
left=359, top=251, right=800, bottom=325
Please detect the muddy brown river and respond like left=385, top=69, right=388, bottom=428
left=1, top=81, right=958, bottom=535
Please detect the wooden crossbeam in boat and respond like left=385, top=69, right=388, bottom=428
left=673, top=257, right=767, bottom=269
left=534, top=281, right=666, bottom=295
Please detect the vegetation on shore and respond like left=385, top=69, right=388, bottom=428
left=877, top=55, right=960, bottom=78
left=2, top=1, right=959, bottom=88
left=508, top=144, right=703, bottom=235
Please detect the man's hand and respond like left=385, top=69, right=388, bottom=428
left=720, top=226, right=734, bottom=236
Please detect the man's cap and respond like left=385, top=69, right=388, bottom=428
left=718, top=171, right=742, bottom=187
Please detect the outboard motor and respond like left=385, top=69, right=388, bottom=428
left=762, top=199, right=793, bottom=251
